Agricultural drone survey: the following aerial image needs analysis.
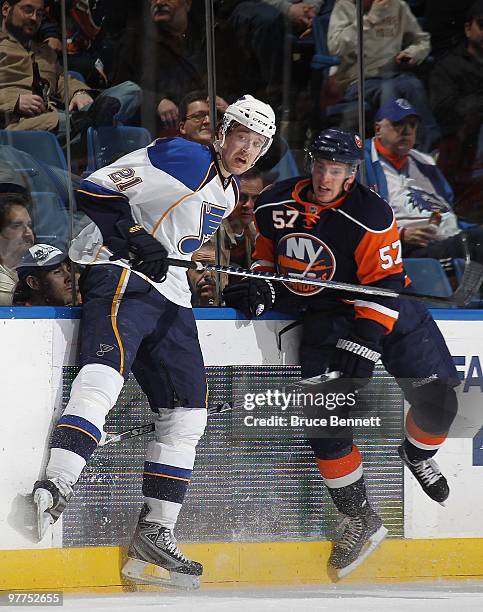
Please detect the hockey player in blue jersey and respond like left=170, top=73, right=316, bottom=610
left=223, top=129, right=459, bottom=578
left=32, top=95, right=276, bottom=589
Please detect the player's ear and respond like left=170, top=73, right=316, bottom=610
left=178, top=121, right=187, bottom=136
left=374, top=120, right=382, bottom=138
left=344, top=174, right=356, bottom=192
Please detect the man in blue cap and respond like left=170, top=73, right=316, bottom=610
left=13, top=243, right=76, bottom=306
left=364, top=97, right=483, bottom=263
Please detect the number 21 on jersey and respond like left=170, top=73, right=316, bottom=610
left=379, top=240, right=402, bottom=269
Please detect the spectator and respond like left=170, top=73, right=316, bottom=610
left=13, top=242, right=78, bottom=305
left=0, top=191, right=34, bottom=305
left=429, top=0, right=483, bottom=221
left=221, top=166, right=264, bottom=270
left=178, top=90, right=228, bottom=145
left=112, top=0, right=206, bottom=136
left=364, top=97, right=483, bottom=264
left=0, top=0, right=141, bottom=143
left=424, top=0, right=474, bottom=58
left=327, top=0, right=439, bottom=150
left=188, top=239, right=220, bottom=307
left=217, top=1, right=323, bottom=109
left=39, top=1, right=107, bottom=88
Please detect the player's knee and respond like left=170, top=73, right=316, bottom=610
left=411, top=381, right=458, bottom=433
left=154, top=407, right=207, bottom=448
left=65, top=363, right=124, bottom=426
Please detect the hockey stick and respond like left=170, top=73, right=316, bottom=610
left=166, top=257, right=483, bottom=307
left=99, top=401, right=233, bottom=447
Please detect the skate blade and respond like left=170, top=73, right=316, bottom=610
left=335, top=525, right=388, bottom=579
left=33, top=489, right=54, bottom=541
left=121, top=557, right=200, bottom=590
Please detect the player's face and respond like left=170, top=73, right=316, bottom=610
left=0, top=204, right=34, bottom=264
left=375, top=116, right=418, bottom=156
left=2, top=0, right=45, bottom=41
left=311, top=159, right=355, bottom=204
left=220, top=126, right=267, bottom=175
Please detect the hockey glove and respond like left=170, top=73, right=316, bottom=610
left=222, top=278, right=276, bottom=318
left=110, top=219, right=169, bottom=283
left=329, top=336, right=381, bottom=390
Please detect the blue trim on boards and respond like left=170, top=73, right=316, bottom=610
left=0, top=306, right=482, bottom=321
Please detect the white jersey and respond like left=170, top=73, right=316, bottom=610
left=368, top=140, right=460, bottom=239
left=70, top=137, right=239, bottom=307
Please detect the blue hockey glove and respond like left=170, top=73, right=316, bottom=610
left=110, top=220, right=169, bottom=283
left=329, top=336, right=381, bottom=390
left=222, top=278, right=276, bottom=318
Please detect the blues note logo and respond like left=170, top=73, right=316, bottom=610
left=178, top=201, right=226, bottom=254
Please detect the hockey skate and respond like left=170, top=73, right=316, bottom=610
left=122, top=504, right=203, bottom=590
left=398, top=445, right=449, bottom=505
left=32, top=478, right=73, bottom=541
left=329, top=504, right=388, bottom=579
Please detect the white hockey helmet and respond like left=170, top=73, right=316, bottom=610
left=219, top=95, right=276, bottom=159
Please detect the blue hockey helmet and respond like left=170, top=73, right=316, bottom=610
left=307, top=128, right=364, bottom=171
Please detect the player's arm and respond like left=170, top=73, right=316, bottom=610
left=329, top=218, right=405, bottom=388
left=354, top=218, right=405, bottom=336
left=77, top=177, right=169, bottom=283
left=77, top=179, right=136, bottom=245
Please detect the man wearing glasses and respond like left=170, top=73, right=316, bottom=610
left=178, top=90, right=228, bottom=146
left=0, top=0, right=141, bottom=141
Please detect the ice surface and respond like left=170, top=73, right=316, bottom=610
left=25, top=581, right=483, bottom=612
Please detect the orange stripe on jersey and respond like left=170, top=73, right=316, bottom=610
left=354, top=219, right=403, bottom=286
left=252, top=233, right=274, bottom=267
left=406, top=410, right=447, bottom=447
left=151, top=162, right=216, bottom=236
left=316, top=445, right=362, bottom=479
left=355, top=305, right=398, bottom=332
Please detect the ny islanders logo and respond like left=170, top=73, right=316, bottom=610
left=277, top=233, right=336, bottom=295
left=178, top=201, right=226, bottom=254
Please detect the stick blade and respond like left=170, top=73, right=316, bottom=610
left=452, top=260, right=483, bottom=307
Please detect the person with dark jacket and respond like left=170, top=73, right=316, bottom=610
left=111, top=0, right=205, bottom=136
left=429, top=0, right=483, bottom=219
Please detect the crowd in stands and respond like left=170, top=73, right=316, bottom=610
left=0, top=0, right=482, bottom=307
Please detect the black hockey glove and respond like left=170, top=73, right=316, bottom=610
left=222, top=278, right=276, bottom=318
left=110, top=220, right=169, bottom=283
left=329, top=336, right=381, bottom=390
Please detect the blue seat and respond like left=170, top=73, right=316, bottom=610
left=403, top=258, right=456, bottom=308
left=30, top=191, right=70, bottom=250
left=0, top=130, right=67, bottom=171
left=86, top=126, right=152, bottom=172
left=269, top=137, right=300, bottom=181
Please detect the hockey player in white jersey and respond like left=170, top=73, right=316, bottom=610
left=32, top=95, right=276, bottom=589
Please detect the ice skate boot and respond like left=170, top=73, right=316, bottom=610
left=329, top=504, right=388, bottom=578
left=32, top=478, right=73, bottom=541
left=398, top=444, right=449, bottom=505
left=122, top=504, right=203, bottom=590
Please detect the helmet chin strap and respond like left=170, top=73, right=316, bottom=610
left=213, top=140, right=232, bottom=177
